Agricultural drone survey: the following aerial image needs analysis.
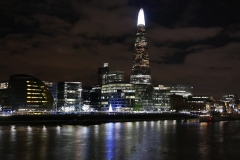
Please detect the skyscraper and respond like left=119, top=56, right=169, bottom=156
left=97, top=63, right=109, bottom=86
left=130, top=8, right=151, bottom=85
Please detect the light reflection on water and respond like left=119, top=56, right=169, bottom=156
left=0, top=120, right=240, bottom=160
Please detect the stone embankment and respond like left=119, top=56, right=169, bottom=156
left=0, top=113, right=198, bottom=125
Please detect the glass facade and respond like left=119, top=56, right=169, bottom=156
left=153, top=85, right=193, bottom=111
left=153, top=86, right=171, bottom=111
left=101, top=83, right=135, bottom=111
left=97, top=63, right=109, bottom=85
left=134, top=84, right=153, bottom=110
left=7, top=74, right=54, bottom=111
left=43, top=81, right=58, bottom=110
left=221, top=94, right=239, bottom=113
left=188, top=95, right=214, bottom=111
left=130, top=9, right=151, bottom=85
left=57, top=82, right=82, bottom=112
left=107, top=71, right=124, bottom=83
left=0, top=82, right=10, bottom=111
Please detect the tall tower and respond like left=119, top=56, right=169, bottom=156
left=130, top=8, right=151, bottom=85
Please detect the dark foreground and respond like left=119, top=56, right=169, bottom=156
left=1, top=120, right=240, bottom=160
left=0, top=113, right=198, bottom=125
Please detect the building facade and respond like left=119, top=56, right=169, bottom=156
left=43, top=81, right=58, bottom=110
left=153, top=85, right=193, bottom=111
left=221, top=94, right=239, bottom=113
left=57, top=82, right=82, bottom=112
left=97, top=63, right=109, bottom=86
left=0, top=81, right=10, bottom=112
left=7, top=74, right=54, bottom=111
left=130, top=8, right=151, bottom=85
left=101, top=83, right=135, bottom=111
left=188, top=95, right=215, bottom=111
left=107, top=71, right=124, bottom=83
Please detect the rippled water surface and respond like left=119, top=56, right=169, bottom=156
left=0, top=120, right=240, bottom=160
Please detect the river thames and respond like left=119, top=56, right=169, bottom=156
left=0, top=120, right=240, bottom=160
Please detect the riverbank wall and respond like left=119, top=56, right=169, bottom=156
left=0, top=113, right=198, bottom=125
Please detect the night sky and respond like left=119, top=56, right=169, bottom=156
left=1, top=0, right=240, bottom=99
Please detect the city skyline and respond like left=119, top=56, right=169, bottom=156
left=1, top=1, right=240, bottom=99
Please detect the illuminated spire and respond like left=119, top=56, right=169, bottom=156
left=137, top=8, right=145, bottom=26
left=131, top=7, right=151, bottom=85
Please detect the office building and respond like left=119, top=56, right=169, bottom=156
left=152, top=85, right=171, bottom=111
left=152, top=85, right=193, bottom=111
left=0, top=81, right=10, bottom=112
left=57, top=82, right=82, bottom=112
left=43, top=81, right=58, bottom=110
left=7, top=74, right=54, bottom=111
left=221, top=94, right=239, bottom=113
left=107, top=71, right=124, bottom=83
left=82, top=85, right=102, bottom=111
left=97, top=63, right=109, bottom=85
left=188, top=95, right=215, bottom=111
left=130, top=8, right=151, bottom=85
left=101, top=83, right=135, bottom=111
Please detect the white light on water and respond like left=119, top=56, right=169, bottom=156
left=137, top=8, right=145, bottom=26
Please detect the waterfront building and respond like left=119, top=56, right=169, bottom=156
left=43, top=81, right=58, bottom=110
left=57, top=82, right=82, bottom=112
left=134, top=84, right=153, bottom=110
left=89, top=85, right=102, bottom=110
left=7, top=74, right=54, bottom=111
left=188, top=95, right=215, bottom=111
left=0, top=82, right=8, bottom=89
left=170, top=94, right=188, bottom=111
left=152, top=85, right=193, bottom=111
left=165, top=84, right=193, bottom=98
left=0, top=81, right=10, bottom=112
left=101, top=83, right=135, bottom=111
left=130, top=8, right=153, bottom=109
left=221, top=94, right=239, bottom=113
left=211, top=101, right=226, bottom=113
left=130, top=8, right=151, bottom=85
left=152, top=85, right=171, bottom=111
left=82, top=86, right=91, bottom=111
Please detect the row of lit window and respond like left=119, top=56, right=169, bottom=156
left=27, top=100, right=48, bottom=103
left=101, top=90, right=135, bottom=93
left=189, top=101, right=204, bottom=103
left=125, top=96, right=135, bottom=98
left=61, top=99, right=80, bottom=102
left=27, top=85, right=39, bottom=87
left=27, top=92, right=41, bottom=95
left=26, top=81, right=36, bottom=83
left=27, top=96, right=43, bottom=99
left=65, top=90, right=80, bottom=93
left=27, top=89, right=42, bottom=91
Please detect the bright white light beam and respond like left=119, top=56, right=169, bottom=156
left=137, top=8, right=145, bottom=26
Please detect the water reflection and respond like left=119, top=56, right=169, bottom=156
left=105, top=123, right=115, bottom=159
left=0, top=121, right=240, bottom=160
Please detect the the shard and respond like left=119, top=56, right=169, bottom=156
left=130, top=8, right=151, bottom=84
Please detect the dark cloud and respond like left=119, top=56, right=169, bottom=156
left=0, top=0, right=240, bottom=99
left=148, top=27, right=222, bottom=42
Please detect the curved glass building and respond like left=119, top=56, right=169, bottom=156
left=8, top=74, right=54, bottom=111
